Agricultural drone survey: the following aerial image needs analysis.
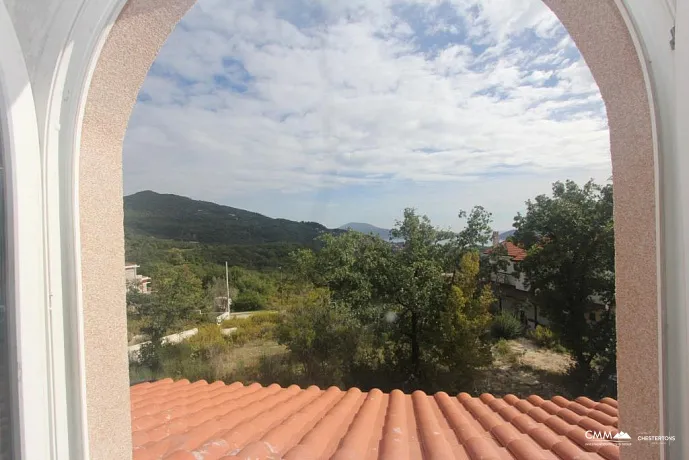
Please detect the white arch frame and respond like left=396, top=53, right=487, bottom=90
left=0, top=2, right=56, bottom=459
left=0, top=0, right=685, bottom=459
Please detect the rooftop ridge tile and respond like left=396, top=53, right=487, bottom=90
left=330, top=388, right=385, bottom=460
left=284, top=388, right=365, bottom=460
left=412, top=390, right=455, bottom=458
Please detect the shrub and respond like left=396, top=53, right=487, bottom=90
left=490, top=312, right=523, bottom=340
left=221, top=311, right=281, bottom=345
left=187, top=324, right=232, bottom=359
left=127, top=318, right=146, bottom=342
left=493, top=338, right=511, bottom=357
left=233, top=291, right=268, bottom=311
left=552, top=343, right=568, bottom=354
left=527, top=325, right=564, bottom=351
left=275, top=289, right=363, bottom=387
left=491, top=339, right=523, bottom=366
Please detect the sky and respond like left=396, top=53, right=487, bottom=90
left=123, top=0, right=611, bottom=232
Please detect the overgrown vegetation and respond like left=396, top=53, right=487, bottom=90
left=490, top=311, right=523, bottom=340
left=527, top=325, right=557, bottom=350
left=127, top=179, right=617, bottom=399
left=513, top=179, right=616, bottom=397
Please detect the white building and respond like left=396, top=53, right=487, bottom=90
left=484, top=232, right=545, bottom=327
left=485, top=231, right=613, bottom=328
left=124, top=262, right=151, bottom=295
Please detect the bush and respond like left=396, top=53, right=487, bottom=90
left=233, top=291, right=268, bottom=311
left=187, top=324, right=232, bottom=360
left=493, top=338, right=511, bottom=356
left=160, top=344, right=216, bottom=382
left=221, top=311, right=281, bottom=345
left=275, top=289, right=363, bottom=388
left=127, top=318, right=146, bottom=342
left=490, top=312, right=523, bottom=340
left=528, top=325, right=564, bottom=351
left=247, top=310, right=281, bottom=324
left=491, top=339, right=523, bottom=366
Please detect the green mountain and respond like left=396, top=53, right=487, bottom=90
left=123, top=190, right=342, bottom=246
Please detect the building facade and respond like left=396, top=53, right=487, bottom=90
left=125, top=262, right=151, bottom=295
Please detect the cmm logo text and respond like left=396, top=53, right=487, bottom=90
left=585, top=431, right=632, bottom=443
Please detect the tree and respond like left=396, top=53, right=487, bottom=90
left=512, top=180, right=616, bottom=397
left=430, top=252, right=494, bottom=389
left=455, top=206, right=494, bottom=253
left=479, top=242, right=509, bottom=312
left=136, top=263, right=205, bottom=370
left=388, top=209, right=454, bottom=379
left=290, top=208, right=496, bottom=391
left=447, top=206, right=495, bottom=285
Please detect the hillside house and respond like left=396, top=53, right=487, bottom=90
left=483, top=232, right=544, bottom=328
left=125, top=262, right=151, bottom=295
left=484, top=232, right=612, bottom=329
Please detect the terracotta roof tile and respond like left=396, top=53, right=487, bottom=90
left=130, top=379, right=620, bottom=460
left=485, top=241, right=528, bottom=262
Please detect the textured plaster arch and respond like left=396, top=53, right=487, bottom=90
left=78, top=1, right=197, bottom=458
left=79, top=1, right=661, bottom=459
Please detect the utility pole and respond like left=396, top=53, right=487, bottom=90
left=225, top=261, right=231, bottom=314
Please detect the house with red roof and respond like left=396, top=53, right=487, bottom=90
left=484, top=232, right=612, bottom=329
left=483, top=232, right=547, bottom=328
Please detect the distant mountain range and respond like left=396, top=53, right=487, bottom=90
left=126, top=190, right=510, bottom=250
left=124, top=191, right=345, bottom=246
left=339, top=222, right=393, bottom=241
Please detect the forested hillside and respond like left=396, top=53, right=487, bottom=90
left=124, top=190, right=343, bottom=246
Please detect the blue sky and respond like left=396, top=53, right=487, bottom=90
left=123, top=0, right=611, bottom=232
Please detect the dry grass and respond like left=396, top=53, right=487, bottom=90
left=510, top=337, right=573, bottom=374
left=211, top=339, right=288, bottom=374
left=474, top=337, right=574, bottom=399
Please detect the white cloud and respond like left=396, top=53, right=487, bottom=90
left=124, top=0, right=610, bottom=230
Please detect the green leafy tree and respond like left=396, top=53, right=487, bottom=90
left=137, top=263, right=205, bottom=370
left=512, top=179, right=616, bottom=397
left=290, top=208, right=495, bottom=391
left=387, top=209, right=454, bottom=379
left=292, top=230, right=392, bottom=322
left=431, top=252, right=494, bottom=389
left=456, top=206, right=494, bottom=253
left=447, top=206, right=495, bottom=285
left=478, top=240, right=509, bottom=312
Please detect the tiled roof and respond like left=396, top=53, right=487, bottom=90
left=485, top=242, right=527, bottom=262
left=130, top=379, right=621, bottom=460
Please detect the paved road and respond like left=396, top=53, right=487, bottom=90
left=228, top=311, right=255, bottom=319
left=216, top=310, right=277, bottom=322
